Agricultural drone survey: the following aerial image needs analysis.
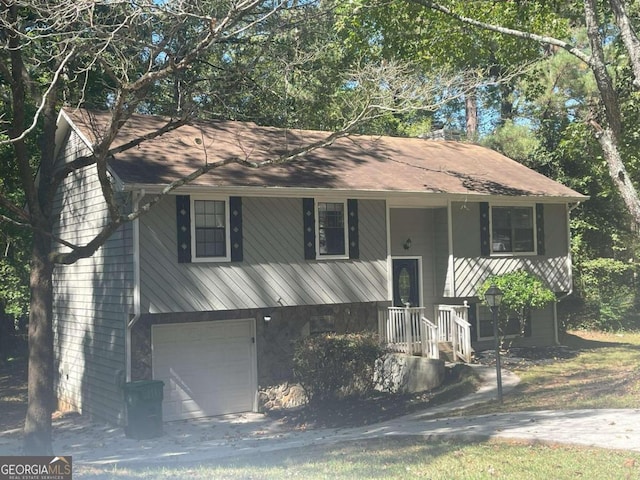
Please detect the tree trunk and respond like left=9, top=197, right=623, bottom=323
left=597, top=127, right=640, bottom=228
left=500, top=83, right=514, bottom=122
left=608, top=0, right=640, bottom=89
left=23, top=232, right=54, bottom=455
left=465, top=90, right=478, bottom=140
left=583, top=0, right=640, bottom=229
left=0, top=302, right=10, bottom=365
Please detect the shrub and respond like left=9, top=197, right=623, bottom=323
left=478, top=270, right=555, bottom=345
left=572, top=258, right=638, bottom=331
left=292, top=332, right=386, bottom=404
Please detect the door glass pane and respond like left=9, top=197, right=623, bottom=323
left=398, top=268, right=411, bottom=306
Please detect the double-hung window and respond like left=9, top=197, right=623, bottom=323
left=491, top=206, right=535, bottom=254
left=192, top=197, right=230, bottom=261
left=476, top=305, right=531, bottom=340
left=317, top=201, right=348, bottom=258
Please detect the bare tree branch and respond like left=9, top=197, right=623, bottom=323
left=1, top=46, right=76, bottom=146
left=406, top=0, right=640, bottom=230
left=108, top=117, right=191, bottom=156
left=0, top=211, right=82, bottom=252
left=408, top=0, right=593, bottom=66
left=0, top=194, right=31, bottom=224
left=0, top=213, right=31, bottom=229
left=49, top=218, right=122, bottom=265
left=584, top=0, right=622, bottom=137
left=608, top=0, right=640, bottom=89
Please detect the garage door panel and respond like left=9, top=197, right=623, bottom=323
left=152, top=319, right=257, bottom=421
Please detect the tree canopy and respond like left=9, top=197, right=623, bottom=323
left=0, top=0, right=476, bottom=454
left=3, top=0, right=640, bottom=455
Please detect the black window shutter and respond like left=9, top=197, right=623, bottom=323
left=480, top=202, right=490, bottom=257
left=303, top=198, right=316, bottom=260
left=536, top=203, right=545, bottom=255
left=347, top=199, right=359, bottom=259
left=176, top=195, right=192, bottom=263
left=230, top=196, right=243, bottom=262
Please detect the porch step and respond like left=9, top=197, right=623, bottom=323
left=438, top=342, right=455, bottom=362
left=438, top=341, right=475, bottom=363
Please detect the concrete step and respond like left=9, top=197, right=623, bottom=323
left=438, top=341, right=475, bottom=363
left=438, top=341, right=456, bottom=362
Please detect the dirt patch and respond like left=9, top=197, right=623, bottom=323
left=0, top=358, right=27, bottom=432
left=474, top=345, right=578, bottom=367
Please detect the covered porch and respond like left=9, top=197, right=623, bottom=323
left=378, top=304, right=472, bottom=363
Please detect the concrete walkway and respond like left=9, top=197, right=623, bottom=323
left=1, top=365, right=639, bottom=471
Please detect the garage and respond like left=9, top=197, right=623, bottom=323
left=152, top=319, right=257, bottom=421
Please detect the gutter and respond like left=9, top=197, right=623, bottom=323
left=125, top=189, right=144, bottom=382
left=119, top=182, right=588, bottom=204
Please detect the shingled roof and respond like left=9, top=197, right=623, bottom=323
left=61, top=108, right=587, bottom=201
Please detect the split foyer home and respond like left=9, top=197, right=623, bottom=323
left=51, top=108, right=587, bottom=425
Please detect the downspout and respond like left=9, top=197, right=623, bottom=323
left=447, top=199, right=455, bottom=298
left=381, top=200, right=392, bottom=340
left=126, top=189, right=144, bottom=382
left=553, top=201, right=582, bottom=344
left=385, top=200, right=393, bottom=304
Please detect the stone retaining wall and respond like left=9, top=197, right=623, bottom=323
left=376, top=354, right=446, bottom=393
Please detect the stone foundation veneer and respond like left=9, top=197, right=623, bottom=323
left=130, top=301, right=389, bottom=409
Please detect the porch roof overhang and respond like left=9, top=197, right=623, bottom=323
left=62, top=109, right=589, bottom=203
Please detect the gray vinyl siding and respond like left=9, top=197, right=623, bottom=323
left=388, top=207, right=454, bottom=321
left=139, top=196, right=388, bottom=313
left=433, top=208, right=451, bottom=297
left=451, top=202, right=482, bottom=258
left=52, top=130, right=132, bottom=425
left=389, top=208, right=436, bottom=304
left=450, top=201, right=572, bottom=297
left=474, top=303, right=556, bottom=348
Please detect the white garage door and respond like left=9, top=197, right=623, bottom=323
left=152, top=319, right=257, bottom=421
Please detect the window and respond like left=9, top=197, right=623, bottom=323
left=477, top=306, right=531, bottom=340
left=303, top=198, right=358, bottom=261
left=192, top=198, right=229, bottom=260
left=317, top=201, right=347, bottom=257
left=491, top=206, right=535, bottom=254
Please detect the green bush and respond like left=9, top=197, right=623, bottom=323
left=478, top=270, right=555, bottom=344
left=292, top=332, right=386, bottom=404
left=572, top=258, right=638, bottom=331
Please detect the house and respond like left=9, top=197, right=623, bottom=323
left=51, top=108, right=587, bottom=425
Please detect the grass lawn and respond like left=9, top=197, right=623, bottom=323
left=455, top=330, right=640, bottom=416
left=77, top=437, right=640, bottom=479
left=73, top=330, right=640, bottom=479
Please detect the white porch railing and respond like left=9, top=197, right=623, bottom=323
left=420, top=316, right=440, bottom=360
left=383, top=306, right=424, bottom=356
left=437, top=303, right=472, bottom=363
left=379, top=304, right=472, bottom=362
left=437, top=303, right=469, bottom=342
left=378, top=306, right=440, bottom=360
left=452, top=314, right=473, bottom=363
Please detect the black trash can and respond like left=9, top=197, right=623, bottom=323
left=124, top=380, right=164, bottom=439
